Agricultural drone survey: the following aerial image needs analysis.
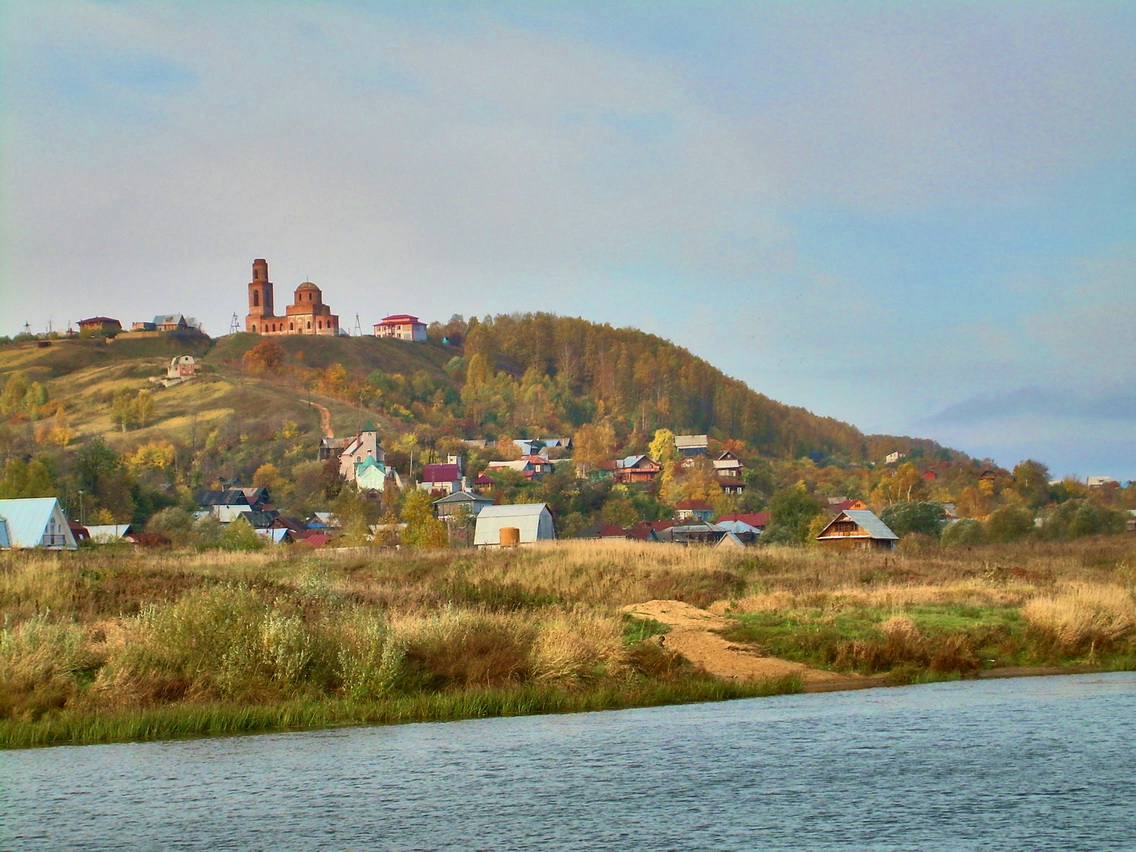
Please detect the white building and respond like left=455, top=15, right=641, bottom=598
left=473, top=503, right=555, bottom=548
left=0, top=497, right=78, bottom=550
left=373, top=314, right=427, bottom=342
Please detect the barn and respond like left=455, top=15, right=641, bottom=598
left=473, top=503, right=555, bottom=548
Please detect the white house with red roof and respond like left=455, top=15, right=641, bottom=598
left=373, top=314, right=427, bottom=341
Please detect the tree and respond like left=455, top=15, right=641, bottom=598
left=400, top=489, right=449, bottom=548
left=869, top=462, right=927, bottom=506
left=763, top=483, right=821, bottom=544
left=243, top=338, right=286, bottom=375
left=0, top=458, right=55, bottom=499
left=880, top=501, right=947, bottom=539
left=1011, top=460, right=1051, bottom=509
left=217, top=515, right=265, bottom=551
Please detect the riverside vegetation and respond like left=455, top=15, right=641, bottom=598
left=3, top=536, right=1134, bottom=748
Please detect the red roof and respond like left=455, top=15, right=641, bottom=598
left=718, top=512, right=770, bottom=528
left=675, top=499, right=712, bottom=510
left=377, top=314, right=422, bottom=324
left=598, top=524, right=629, bottom=538
left=422, top=463, right=462, bottom=483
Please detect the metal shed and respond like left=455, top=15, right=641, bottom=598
left=473, top=503, right=555, bottom=548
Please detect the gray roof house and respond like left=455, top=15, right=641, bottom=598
left=816, top=510, right=899, bottom=550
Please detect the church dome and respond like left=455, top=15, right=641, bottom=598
left=295, top=281, right=320, bottom=292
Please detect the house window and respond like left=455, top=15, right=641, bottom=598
left=318, top=321, right=322, bottom=330
left=834, top=521, right=857, bottom=533
left=289, top=322, right=294, bottom=331
left=252, top=290, right=260, bottom=307
left=251, top=324, right=257, bottom=332
left=307, top=321, right=311, bottom=329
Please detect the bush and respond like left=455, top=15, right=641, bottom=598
left=941, top=518, right=986, bottom=547
left=985, top=505, right=1035, bottom=544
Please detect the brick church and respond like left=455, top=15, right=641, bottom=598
left=245, top=258, right=340, bottom=335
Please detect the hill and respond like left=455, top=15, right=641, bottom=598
left=0, top=315, right=972, bottom=524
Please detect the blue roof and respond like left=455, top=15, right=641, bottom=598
left=0, top=497, right=77, bottom=549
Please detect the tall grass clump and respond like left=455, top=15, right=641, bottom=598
left=530, top=609, right=628, bottom=683
left=0, top=614, right=98, bottom=719
left=1022, top=583, right=1135, bottom=654
left=97, top=585, right=330, bottom=705
left=335, top=609, right=405, bottom=701
left=394, top=608, right=533, bottom=689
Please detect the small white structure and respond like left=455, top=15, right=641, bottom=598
left=0, top=497, right=78, bottom=550
left=84, top=524, right=134, bottom=543
left=885, top=451, right=906, bottom=464
left=474, top=503, right=555, bottom=548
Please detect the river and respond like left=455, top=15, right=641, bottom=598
left=3, top=672, right=1135, bottom=850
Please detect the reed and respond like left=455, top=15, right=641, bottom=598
left=0, top=676, right=803, bottom=749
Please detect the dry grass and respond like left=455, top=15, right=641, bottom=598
left=2, top=535, right=1133, bottom=738
left=1021, top=583, right=1136, bottom=653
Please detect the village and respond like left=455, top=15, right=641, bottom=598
left=1, top=259, right=1132, bottom=553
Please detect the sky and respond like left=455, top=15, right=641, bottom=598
left=2, top=1, right=1134, bottom=481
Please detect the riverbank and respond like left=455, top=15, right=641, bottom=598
left=2, top=537, right=1133, bottom=748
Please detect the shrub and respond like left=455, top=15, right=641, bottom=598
left=985, top=505, right=1035, bottom=544
left=941, top=518, right=986, bottom=547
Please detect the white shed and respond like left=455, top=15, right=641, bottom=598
left=474, top=503, right=555, bottom=548
left=0, top=497, right=78, bottom=550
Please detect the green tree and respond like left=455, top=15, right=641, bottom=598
left=400, top=489, right=449, bottom=548
left=217, top=515, right=266, bottom=551
left=1011, top=459, right=1051, bottom=509
left=0, top=458, right=55, bottom=498
left=880, top=501, right=947, bottom=538
left=763, top=483, right=821, bottom=544
left=984, top=505, right=1034, bottom=543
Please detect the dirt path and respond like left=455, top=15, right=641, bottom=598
left=310, top=401, right=333, bottom=438
left=623, top=600, right=861, bottom=688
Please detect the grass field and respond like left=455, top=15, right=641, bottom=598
left=2, top=536, right=1132, bottom=747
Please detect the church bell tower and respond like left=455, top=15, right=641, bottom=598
left=246, top=258, right=275, bottom=332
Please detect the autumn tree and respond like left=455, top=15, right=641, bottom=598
left=243, top=338, right=286, bottom=375
left=1011, top=459, right=1051, bottom=509
left=574, top=421, right=617, bottom=471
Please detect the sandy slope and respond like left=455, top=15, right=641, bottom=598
left=623, top=599, right=856, bottom=687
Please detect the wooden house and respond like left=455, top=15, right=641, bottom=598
left=614, top=455, right=661, bottom=484
left=816, top=510, right=899, bottom=551
left=675, top=499, right=714, bottom=522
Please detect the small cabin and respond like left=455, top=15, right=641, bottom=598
left=815, top=510, right=899, bottom=551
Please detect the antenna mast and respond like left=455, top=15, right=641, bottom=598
left=353, top=314, right=363, bottom=336
left=229, top=313, right=240, bottom=334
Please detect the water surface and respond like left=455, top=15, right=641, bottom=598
left=3, top=672, right=1134, bottom=850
